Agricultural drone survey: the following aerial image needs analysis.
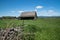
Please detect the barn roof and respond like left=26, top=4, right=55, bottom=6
left=20, top=11, right=37, bottom=17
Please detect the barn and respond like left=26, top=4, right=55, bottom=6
left=19, top=11, right=37, bottom=20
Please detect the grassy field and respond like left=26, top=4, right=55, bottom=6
left=0, top=18, right=60, bottom=40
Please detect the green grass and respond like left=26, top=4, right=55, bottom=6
left=0, top=18, right=60, bottom=40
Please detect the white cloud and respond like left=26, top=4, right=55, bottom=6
left=35, top=9, right=37, bottom=12
left=18, top=11, right=24, bottom=13
left=9, top=10, right=24, bottom=14
left=4, top=10, right=25, bottom=17
left=38, top=10, right=59, bottom=16
left=47, top=10, right=54, bottom=13
left=36, top=6, right=43, bottom=9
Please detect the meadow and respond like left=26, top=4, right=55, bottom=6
left=0, top=17, right=60, bottom=40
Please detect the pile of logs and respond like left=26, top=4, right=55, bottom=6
left=0, top=27, right=23, bottom=40
left=0, top=26, right=35, bottom=40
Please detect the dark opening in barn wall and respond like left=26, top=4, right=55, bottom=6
left=20, top=17, right=34, bottom=20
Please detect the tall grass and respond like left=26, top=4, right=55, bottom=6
left=0, top=18, right=60, bottom=40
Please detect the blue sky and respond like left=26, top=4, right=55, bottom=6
left=0, top=0, right=60, bottom=17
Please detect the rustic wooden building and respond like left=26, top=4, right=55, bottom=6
left=19, top=11, right=37, bottom=20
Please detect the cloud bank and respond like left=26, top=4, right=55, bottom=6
left=39, top=10, right=60, bottom=16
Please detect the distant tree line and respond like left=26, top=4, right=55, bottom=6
left=0, top=16, right=17, bottom=20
